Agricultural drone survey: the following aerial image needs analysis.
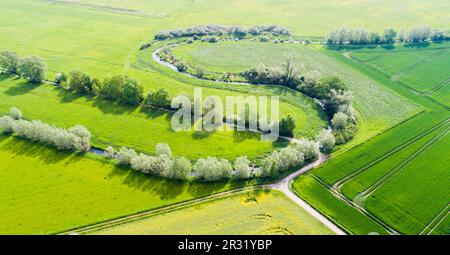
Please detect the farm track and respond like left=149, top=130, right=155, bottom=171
left=391, top=48, right=449, bottom=78
left=419, top=204, right=449, bottom=235
left=356, top=127, right=449, bottom=205
left=332, top=119, right=449, bottom=192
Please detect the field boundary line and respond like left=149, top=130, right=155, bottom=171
left=332, top=119, right=449, bottom=192
left=391, top=48, right=449, bottom=78
left=57, top=186, right=262, bottom=235
left=312, top=175, right=399, bottom=235
left=357, top=127, right=449, bottom=203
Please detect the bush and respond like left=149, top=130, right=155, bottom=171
left=260, top=146, right=305, bottom=177
left=0, top=113, right=91, bottom=152
left=194, top=157, right=233, bottom=181
left=55, top=72, right=68, bottom=85
left=117, top=147, right=138, bottom=166
left=174, top=61, right=188, bottom=72
left=68, top=70, right=93, bottom=93
left=168, top=156, right=192, bottom=180
left=279, top=115, right=296, bottom=137
left=317, top=129, right=335, bottom=154
left=18, top=56, right=47, bottom=83
left=0, top=50, right=20, bottom=74
left=234, top=156, right=251, bottom=179
left=10, top=107, right=22, bottom=120
left=120, top=77, right=144, bottom=105
left=100, top=75, right=143, bottom=105
left=295, top=139, right=319, bottom=162
left=105, top=146, right=115, bottom=159
left=156, top=143, right=172, bottom=157
left=144, top=88, right=172, bottom=109
left=331, top=112, right=349, bottom=130
left=333, top=123, right=357, bottom=145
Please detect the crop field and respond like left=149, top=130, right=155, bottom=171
left=293, top=42, right=450, bottom=235
left=349, top=43, right=450, bottom=107
left=0, top=135, right=248, bottom=234
left=88, top=190, right=334, bottom=235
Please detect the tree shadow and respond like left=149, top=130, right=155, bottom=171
left=55, top=87, right=86, bottom=103
left=4, top=81, right=41, bottom=96
left=404, top=42, right=431, bottom=49
left=232, top=130, right=260, bottom=142
left=192, top=130, right=215, bottom=139
left=0, top=136, right=78, bottom=165
left=92, top=97, right=139, bottom=115
left=0, top=73, right=14, bottom=82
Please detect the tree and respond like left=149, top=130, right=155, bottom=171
left=317, top=129, right=335, bottom=153
left=55, top=72, right=68, bottom=85
left=295, top=139, right=319, bottom=161
left=0, top=50, right=20, bottom=74
left=69, top=70, right=92, bottom=93
left=331, top=112, right=349, bottom=130
left=382, top=28, right=397, bottom=44
left=234, top=156, right=251, bottom=179
left=145, top=88, right=171, bottom=109
left=324, top=89, right=353, bottom=116
left=156, top=143, right=172, bottom=157
left=18, top=56, right=47, bottom=83
left=170, top=156, right=192, bottom=180
left=194, top=157, right=232, bottom=181
left=279, top=115, right=296, bottom=137
left=431, top=29, right=445, bottom=42
left=117, top=147, right=138, bottom=166
left=101, top=75, right=124, bottom=100
left=9, top=107, right=22, bottom=120
left=282, top=55, right=303, bottom=88
left=105, top=146, right=115, bottom=159
left=316, top=76, right=347, bottom=99
left=120, top=77, right=143, bottom=105
left=368, top=32, right=381, bottom=44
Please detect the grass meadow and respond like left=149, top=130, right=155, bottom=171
left=0, top=0, right=448, bottom=235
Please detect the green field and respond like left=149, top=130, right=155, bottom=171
left=89, top=190, right=334, bottom=235
left=293, top=41, right=450, bottom=235
left=0, top=135, right=249, bottom=234
left=349, top=43, right=450, bottom=107
left=1, top=0, right=449, bottom=235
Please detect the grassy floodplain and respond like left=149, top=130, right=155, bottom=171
left=293, top=42, right=450, bottom=235
left=170, top=41, right=421, bottom=148
left=89, top=190, right=335, bottom=235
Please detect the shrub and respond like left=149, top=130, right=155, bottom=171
left=144, top=88, right=171, bottom=109
left=68, top=70, right=93, bottom=93
left=331, top=112, right=349, bottom=130
left=105, top=146, right=115, bottom=159
left=333, top=123, right=357, bottom=145
left=382, top=28, right=397, bottom=44
left=100, top=75, right=143, bottom=105
left=174, top=61, right=188, bottom=72
left=0, top=50, right=20, bottom=74
left=0, top=113, right=91, bottom=152
left=10, top=107, right=22, bottom=120
left=431, top=29, right=445, bottom=42
left=260, top=146, right=305, bottom=177
left=279, top=115, right=296, bottom=138
left=117, top=147, right=138, bottom=166
left=156, top=143, right=172, bottom=157
left=295, top=139, right=319, bottom=162
left=194, top=157, right=233, bottom=181
left=120, top=77, right=144, bottom=105
left=18, top=56, right=47, bottom=83
left=55, top=72, right=68, bottom=85
left=166, top=156, right=192, bottom=180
